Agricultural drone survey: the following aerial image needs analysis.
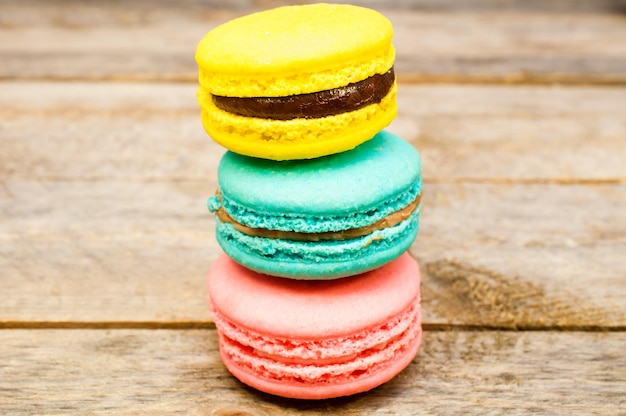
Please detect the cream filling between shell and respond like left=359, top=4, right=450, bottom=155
left=214, top=193, right=421, bottom=242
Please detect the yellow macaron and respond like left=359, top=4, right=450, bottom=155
left=195, top=3, right=397, bottom=160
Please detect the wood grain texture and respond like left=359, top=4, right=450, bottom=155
left=2, top=178, right=624, bottom=327
left=1, top=82, right=625, bottom=181
left=1, top=1, right=625, bottom=84
left=1, top=329, right=624, bottom=415
left=415, top=182, right=626, bottom=329
left=1, top=81, right=625, bottom=326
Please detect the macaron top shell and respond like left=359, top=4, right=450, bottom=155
left=208, top=252, right=420, bottom=339
left=196, top=4, right=394, bottom=97
left=214, top=130, right=421, bottom=232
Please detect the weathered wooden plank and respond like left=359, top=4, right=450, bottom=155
left=0, top=329, right=624, bottom=415
left=1, top=82, right=625, bottom=181
left=400, top=85, right=626, bottom=181
left=1, top=1, right=625, bottom=84
left=1, top=179, right=624, bottom=328
left=416, top=183, right=626, bottom=329
left=0, top=179, right=216, bottom=324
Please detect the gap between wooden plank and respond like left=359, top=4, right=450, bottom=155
left=3, top=74, right=626, bottom=87
left=1, top=321, right=624, bottom=332
left=3, top=175, right=625, bottom=185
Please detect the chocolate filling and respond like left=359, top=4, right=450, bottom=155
left=212, top=67, right=395, bottom=120
left=215, top=192, right=421, bottom=242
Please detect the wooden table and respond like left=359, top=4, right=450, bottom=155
left=1, top=1, right=625, bottom=414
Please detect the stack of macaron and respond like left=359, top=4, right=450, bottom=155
left=196, top=4, right=423, bottom=400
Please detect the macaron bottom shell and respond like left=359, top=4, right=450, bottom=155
left=219, top=324, right=422, bottom=400
left=199, top=84, right=396, bottom=160
left=214, top=209, right=420, bottom=279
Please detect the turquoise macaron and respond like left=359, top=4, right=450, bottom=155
left=208, top=130, right=422, bottom=279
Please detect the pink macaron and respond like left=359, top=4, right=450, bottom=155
left=207, top=252, right=422, bottom=400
